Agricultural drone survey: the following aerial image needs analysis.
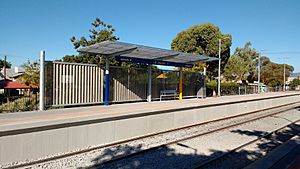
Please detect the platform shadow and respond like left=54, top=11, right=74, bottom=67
left=87, top=144, right=224, bottom=169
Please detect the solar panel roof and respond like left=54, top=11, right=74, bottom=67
left=78, top=41, right=218, bottom=67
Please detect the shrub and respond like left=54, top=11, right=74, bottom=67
left=0, top=97, right=38, bottom=113
left=290, top=79, right=300, bottom=90
left=206, top=81, right=239, bottom=96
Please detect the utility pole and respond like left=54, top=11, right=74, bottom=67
left=218, top=39, right=221, bottom=97
left=3, top=55, right=7, bottom=79
left=283, top=61, right=286, bottom=91
left=282, top=57, right=288, bottom=92
left=257, top=49, right=266, bottom=94
left=218, top=37, right=230, bottom=97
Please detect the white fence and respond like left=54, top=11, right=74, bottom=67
left=45, top=61, right=104, bottom=107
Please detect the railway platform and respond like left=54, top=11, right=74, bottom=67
left=1, top=92, right=300, bottom=166
left=245, top=134, right=300, bottom=169
left=1, top=92, right=300, bottom=131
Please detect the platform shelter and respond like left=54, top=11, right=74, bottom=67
left=78, top=41, right=218, bottom=105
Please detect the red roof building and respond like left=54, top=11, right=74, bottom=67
left=0, top=80, right=38, bottom=89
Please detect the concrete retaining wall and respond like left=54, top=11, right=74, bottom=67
left=1, top=94, right=300, bottom=165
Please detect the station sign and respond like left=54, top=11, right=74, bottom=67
left=115, top=56, right=193, bottom=68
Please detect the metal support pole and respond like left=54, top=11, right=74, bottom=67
left=104, top=57, right=110, bottom=105
left=203, top=67, right=206, bottom=98
left=179, top=67, right=183, bottom=100
left=147, top=64, right=152, bottom=102
left=283, top=59, right=286, bottom=91
left=39, top=50, right=45, bottom=111
left=258, top=51, right=261, bottom=94
left=218, top=39, right=221, bottom=97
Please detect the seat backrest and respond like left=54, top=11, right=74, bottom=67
left=160, top=90, right=177, bottom=95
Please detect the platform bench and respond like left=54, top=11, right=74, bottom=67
left=160, top=90, right=178, bottom=101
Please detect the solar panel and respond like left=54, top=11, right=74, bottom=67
left=77, top=41, right=218, bottom=67
left=78, top=41, right=137, bottom=55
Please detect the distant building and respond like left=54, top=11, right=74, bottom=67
left=287, top=73, right=300, bottom=83
left=0, top=66, right=25, bottom=81
left=286, top=73, right=300, bottom=90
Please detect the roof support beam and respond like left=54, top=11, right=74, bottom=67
left=147, top=64, right=152, bottom=102
left=104, top=56, right=110, bottom=106
left=179, top=67, right=183, bottom=100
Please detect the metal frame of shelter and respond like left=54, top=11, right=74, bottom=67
left=78, top=41, right=218, bottom=105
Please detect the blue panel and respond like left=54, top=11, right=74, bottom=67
left=115, top=56, right=193, bottom=68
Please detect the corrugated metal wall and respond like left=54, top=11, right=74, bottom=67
left=45, top=62, right=104, bottom=107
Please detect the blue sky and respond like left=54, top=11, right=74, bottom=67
left=0, top=0, right=300, bottom=72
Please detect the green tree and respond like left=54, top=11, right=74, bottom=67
left=239, top=55, right=294, bottom=87
left=260, top=61, right=294, bottom=87
left=223, top=55, right=246, bottom=82
left=63, top=17, right=119, bottom=64
left=289, top=78, right=300, bottom=90
left=171, top=23, right=232, bottom=78
left=246, top=56, right=271, bottom=83
left=70, top=17, right=119, bottom=49
left=223, top=42, right=258, bottom=82
left=17, top=61, right=39, bottom=86
left=0, top=59, right=11, bottom=69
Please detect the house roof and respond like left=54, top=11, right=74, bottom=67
left=290, top=73, right=300, bottom=78
left=0, top=80, right=38, bottom=89
left=0, top=68, right=25, bottom=80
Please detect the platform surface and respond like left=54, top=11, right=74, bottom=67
left=245, top=135, right=300, bottom=169
left=271, top=145, right=300, bottom=169
left=0, top=92, right=299, bottom=132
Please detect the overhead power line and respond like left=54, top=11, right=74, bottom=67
left=0, top=53, right=29, bottom=59
left=262, top=51, right=300, bottom=54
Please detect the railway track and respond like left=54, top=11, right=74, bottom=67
left=194, top=119, right=300, bottom=169
left=2, top=102, right=300, bottom=169
left=93, top=103, right=300, bottom=169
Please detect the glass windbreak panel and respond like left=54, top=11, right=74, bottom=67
left=110, top=66, right=148, bottom=102
left=182, top=71, right=204, bottom=97
left=152, top=69, right=179, bottom=99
